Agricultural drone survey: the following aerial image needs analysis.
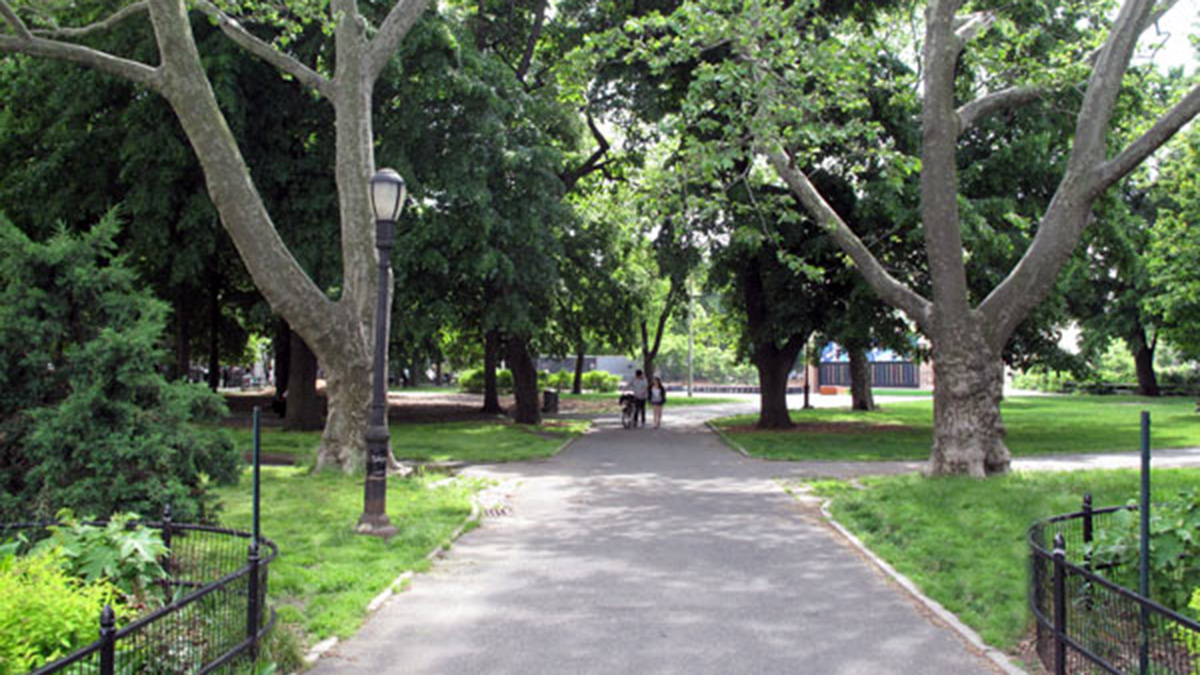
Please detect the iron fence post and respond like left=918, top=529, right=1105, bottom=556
left=162, top=503, right=173, bottom=551
left=247, top=543, right=261, bottom=661
left=161, top=503, right=174, bottom=580
left=1082, top=493, right=1094, bottom=610
left=1053, top=533, right=1068, bottom=675
left=100, top=604, right=116, bottom=675
left=1140, top=411, right=1151, bottom=675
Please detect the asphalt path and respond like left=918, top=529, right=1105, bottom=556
left=311, top=403, right=1004, bottom=675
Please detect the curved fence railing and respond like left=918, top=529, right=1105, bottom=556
left=1029, top=498, right=1200, bottom=675
left=2, top=515, right=277, bottom=675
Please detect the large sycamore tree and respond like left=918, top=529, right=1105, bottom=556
left=767, top=0, right=1200, bottom=476
left=1, top=0, right=432, bottom=470
left=634, top=0, right=1200, bottom=475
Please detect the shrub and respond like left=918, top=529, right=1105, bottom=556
left=1011, top=368, right=1072, bottom=393
left=581, top=370, right=621, bottom=393
left=1086, top=490, right=1200, bottom=612
left=0, top=215, right=239, bottom=523
left=546, top=370, right=573, bottom=391
left=0, top=548, right=121, bottom=674
left=457, top=368, right=513, bottom=394
left=33, top=512, right=168, bottom=609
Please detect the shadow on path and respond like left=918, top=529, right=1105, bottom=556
left=311, top=409, right=1002, bottom=675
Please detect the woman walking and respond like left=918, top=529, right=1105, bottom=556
left=650, top=377, right=667, bottom=429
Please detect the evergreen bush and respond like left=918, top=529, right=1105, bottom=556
left=581, top=370, right=621, bottom=392
left=457, top=368, right=513, bottom=394
left=0, top=213, right=239, bottom=523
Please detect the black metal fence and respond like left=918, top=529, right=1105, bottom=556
left=1029, top=497, right=1200, bottom=674
left=2, top=514, right=277, bottom=675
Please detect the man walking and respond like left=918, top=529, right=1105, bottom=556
left=631, top=370, right=649, bottom=428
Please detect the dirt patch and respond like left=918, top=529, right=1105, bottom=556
left=724, top=421, right=917, bottom=435
left=222, top=389, right=614, bottom=428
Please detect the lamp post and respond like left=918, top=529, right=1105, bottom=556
left=357, top=168, right=406, bottom=538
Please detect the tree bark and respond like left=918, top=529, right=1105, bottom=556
left=206, top=257, right=220, bottom=392
left=507, top=336, right=541, bottom=425
left=572, top=346, right=585, bottom=395
left=482, top=329, right=503, bottom=413
left=284, top=331, right=323, bottom=431
left=753, top=338, right=803, bottom=429
left=928, top=326, right=1010, bottom=477
left=848, top=346, right=876, bottom=411
left=1131, top=329, right=1159, bottom=397
left=274, top=318, right=291, bottom=397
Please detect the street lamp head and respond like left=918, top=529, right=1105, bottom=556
left=369, top=168, right=407, bottom=224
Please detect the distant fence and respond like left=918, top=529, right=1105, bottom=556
left=818, top=361, right=919, bottom=388
left=1029, top=497, right=1200, bottom=674
left=2, top=514, right=277, bottom=675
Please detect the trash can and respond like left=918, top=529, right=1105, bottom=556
left=542, top=389, right=559, bottom=414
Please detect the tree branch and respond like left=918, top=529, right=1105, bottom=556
left=0, top=0, right=31, bottom=40
left=366, top=0, right=434, bottom=83
left=0, top=34, right=160, bottom=88
left=766, top=149, right=932, bottom=329
left=560, top=112, right=611, bottom=193
left=515, top=0, right=547, bottom=85
left=956, top=85, right=1044, bottom=136
left=1094, top=82, right=1200, bottom=191
left=194, top=0, right=332, bottom=98
left=953, top=11, right=995, bottom=45
left=955, top=0, right=1179, bottom=137
left=30, top=1, right=148, bottom=39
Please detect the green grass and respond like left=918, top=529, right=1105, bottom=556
left=226, top=419, right=588, bottom=465
left=871, top=387, right=932, bottom=397
left=213, top=467, right=479, bottom=645
left=713, top=395, right=1200, bottom=461
left=389, top=420, right=588, bottom=463
left=806, top=469, right=1200, bottom=651
left=227, top=428, right=321, bottom=462
left=560, top=392, right=745, bottom=406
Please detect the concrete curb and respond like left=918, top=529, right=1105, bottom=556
left=817, top=500, right=1027, bottom=675
left=302, top=495, right=484, bottom=666
left=704, top=420, right=752, bottom=458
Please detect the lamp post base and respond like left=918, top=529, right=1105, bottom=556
left=355, top=513, right=397, bottom=539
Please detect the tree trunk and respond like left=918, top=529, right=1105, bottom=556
left=753, top=339, right=802, bottom=429
left=172, top=293, right=191, bottom=381
left=572, top=346, right=585, bottom=395
left=206, top=258, right=220, bottom=392
left=149, top=0, right=375, bottom=471
left=1131, top=331, right=1159, bottom=397
left=848, top=346, right=876, bottom=411
left=274, top=319, right=291, bottom=396
left=928, top=332, right=1010, bottom=477
left=507, top=336, right=541, bottom=425
left=482, top=329, right=503, bottom=413
left=316, top=360, right=372, bottom=471
left=284, top=332, right=323, bottom=431
left=409, top=357, right=425, bottom=387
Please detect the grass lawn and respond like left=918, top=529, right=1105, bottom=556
left=227, top=419, right=588, bottom=465
left=713, top=395, right=1200, bottom=461
left=213, top=468, right=478, bottom=659
left=872, top=387, right=932, bottom=397
left=560, top=392, right=745, bottom=406
left=803, top=469, right=1200, bottom=653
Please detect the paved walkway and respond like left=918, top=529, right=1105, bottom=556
left=312, top=406, right=1004, bottom=675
